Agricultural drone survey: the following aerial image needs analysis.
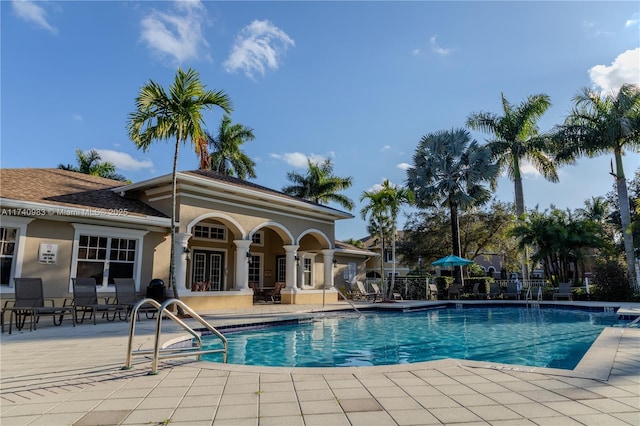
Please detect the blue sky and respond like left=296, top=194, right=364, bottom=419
left=2, top=1, right=639, bottom=241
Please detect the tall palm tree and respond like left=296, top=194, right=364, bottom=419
left=467, top=93, right=554, bottom=280
left=554, top=84, right=640, bottom=289
left=127, top=68, right=232, bottom=304
left=366, top=180, right=414, bottom=297
left=360, top=188, right=392, bottom=293
left=58, top=148, right=128, bottom=181
left=406, top=128, right=499, bottom=285
left=282, top=159, right=354, bottom=210
left=204, top=115, right=257, bottom=180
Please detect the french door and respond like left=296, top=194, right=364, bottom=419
left=192, top=250, right=224, bottom=291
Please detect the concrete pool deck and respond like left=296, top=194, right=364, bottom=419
left=1, top=301, right=639, bottom=425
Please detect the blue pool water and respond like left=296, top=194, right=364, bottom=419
left=202, top=307, right=625, bottom=369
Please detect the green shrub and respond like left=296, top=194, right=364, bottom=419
left=435, top=276, right=454, bottom=293
left=591, top=260, right=633, bottom=301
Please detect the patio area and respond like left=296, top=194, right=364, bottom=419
left=1, top=301, right=639, bottom=425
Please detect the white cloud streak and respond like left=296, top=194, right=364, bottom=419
left=430, top=35, right=453, bottom=56
left=625, top=12, right=639, bottom=28
left=11, top=0, right=57, bottom=33
left=140, top=0, right=209, bottom=65
left=224, top=20, right=294, bottom=79
left=589, top=48, right=640, bottom=94
left=95, top=150, right=154, bottom=171
left=396, top=162, right=411, bottom=171
left=270, top=152, right=326, bottom=168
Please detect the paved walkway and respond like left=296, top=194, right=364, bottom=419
left=1, top=302, right=639, bottom=425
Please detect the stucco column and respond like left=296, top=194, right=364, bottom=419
left=233, top=239, right=252, bottom=290
left=175, top=232, right=191, bottom=293
left=283, top=244, right=299, bottom=291
left=321, top=249, right=336, bottom=289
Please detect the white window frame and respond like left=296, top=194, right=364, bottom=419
left=0, top=217, right=33, bottom=293
left=248, top=253, right=263, bottom=289
left=300, top=252, right=317, bottom=288
left=70, top=224, right=148, bottom=292
left=192, top=224, right=227, bottom=242
left=251, top=231, right=264, bottom=247
left=343, top=262, right=357, bottom=283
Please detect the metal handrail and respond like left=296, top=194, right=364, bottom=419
left=123, top=298, right=228, bottom=374
left=627, top=316, right=640, bottom=328
left=334, top=286, right=362, bottom=316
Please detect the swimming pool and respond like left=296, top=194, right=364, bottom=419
left=201, top=307, right=626, bottom=369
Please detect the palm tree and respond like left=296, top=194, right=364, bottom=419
left=362, top=180, right=414, bottom=298
left=360, top=188, right=392, bottom=293
left=282, top=159, right=354, bottom=210
left=467, top=93, right=554, bottom=280
left=58, top=149, right=128, bottom=181
left=406, top=128, right=499, bottom=285
left=205, top=115, right=257, bottom=179
left=127, top=68, right=232, bottom=304
left=554, top=84, right=640, bottom=289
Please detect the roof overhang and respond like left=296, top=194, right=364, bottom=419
left=0, top=198, right=172, bottom=231
left=116, top=172, right=355, bottom=221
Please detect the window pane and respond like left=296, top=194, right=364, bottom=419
left=0, top=258, right=12, bottom=286
left=77, top=261, right=104, bottom=284
left=108, top=263, right=134, bottom=284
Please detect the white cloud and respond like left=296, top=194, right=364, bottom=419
left=368, top=183, right=384, bottom=192
left=140, top=0, right=209, bottom=65
left=588, top=48, right=640, bottom=94
left=94, top=150, right=154, bottom=171
left=412, top=48, right=421, bottom=57
left=382, top=145, right=391, bottom=151
left=625, top=12, right=639, bottom=28
left=582, top=20, right=613, bottom=37
left=11, top=0, right=57, bottom=33
left=520, top=162, right=542, bottom=178
left=396, top=162, right=411, bottom=171
left=71, top=114, right=82, bottom=122
left=270, top=152, right=325, bottom=168
left=430, top=35, right=453, bottom=56
left=224, top=20, right=294, bottom=79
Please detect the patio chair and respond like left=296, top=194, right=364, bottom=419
left=270, top=282, right=285, bottom=303
left=447, top=283, right=462, bottom=299
left=488, top=282, right=501, bottom=299
left=503, top=282, right=521, bottom=300
left=553, top=283, right=573, bottom=301
left=472, top=282, right=488, bottom=299
left=1, top=278, right=75, bottom=334
left=428, top=283, right=439, bottom=300
left=371, top=283, right=383, bottom=301
left=114, top=278, right=157, bottom=320
left=355, top=281, right=377, bottom=301
left=67, top=277, right=128, bottom=325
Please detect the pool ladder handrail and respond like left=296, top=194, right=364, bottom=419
left=525, top=285, right=542, bottom=308
left=333, top=286, right=363, bottom=316
left=627, top=316, right=640, bottom=328
left=123, top=298, right=228, bottom=374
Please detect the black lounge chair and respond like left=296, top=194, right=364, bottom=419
left=114, top=278, right=157, bottom=319
left=503, top=282, right=521, bottom=300
left=553, top=283, right=573, bottom=301
left=67, top=277, right=127, bottom=324
left=1, top=278, right=75, bottom=334
left=488, top=282, right=501, bottom=299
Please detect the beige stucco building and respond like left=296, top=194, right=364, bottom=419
left=0, top=169, right=376, bottom=310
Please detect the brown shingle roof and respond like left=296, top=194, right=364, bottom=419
left=0, top=168, right=167, bottom=218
